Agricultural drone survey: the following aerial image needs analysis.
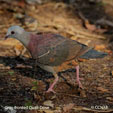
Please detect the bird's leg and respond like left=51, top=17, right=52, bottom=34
left=46, top=74, right=59, bottom=93
left=75, top=65, right=83, bottom=88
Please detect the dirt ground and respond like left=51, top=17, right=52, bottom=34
left=0, top=1, right=113, bottom=113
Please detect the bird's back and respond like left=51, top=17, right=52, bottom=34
left=27, top=33, right=90, bottom=66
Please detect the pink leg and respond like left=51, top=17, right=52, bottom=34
left=76, top=65, right=83, bottom=88
left=46, top=75, right=58, bottom=93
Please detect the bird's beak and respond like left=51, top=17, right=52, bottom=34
left=4, top=35, right=10, bottom=40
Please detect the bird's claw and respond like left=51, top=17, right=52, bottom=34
left=46, top=88, right=56, bottom=93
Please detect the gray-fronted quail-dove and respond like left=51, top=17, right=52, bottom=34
left=5, top=26, right=107, bottom=93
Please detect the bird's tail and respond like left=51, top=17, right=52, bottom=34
left=80, top=49, right=108, bottom=59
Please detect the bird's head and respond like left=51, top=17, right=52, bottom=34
left=5, top=26, right=25, bottom=40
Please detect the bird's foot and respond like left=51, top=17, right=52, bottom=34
left=75, top=65, right=83, bottom=89
left=76, top=78, right=83, bottom=89
left=46, top=88, right=56, bottom=93
left=46, top=75, right=58, bottom=93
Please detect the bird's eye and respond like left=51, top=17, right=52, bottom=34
left=11, top=31, right=15, bottom=34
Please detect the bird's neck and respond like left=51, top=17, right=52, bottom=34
left=17, top=32, right=30, bottom=47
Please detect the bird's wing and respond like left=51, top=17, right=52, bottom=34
left=35, top=34, right=91, bottom=66
left=65, top=39, right=92, bottom=61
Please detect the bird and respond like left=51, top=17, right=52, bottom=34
left=5, top=26, right=107, bottom=93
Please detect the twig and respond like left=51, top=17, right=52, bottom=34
left=96, top=18, right=113, bottom=27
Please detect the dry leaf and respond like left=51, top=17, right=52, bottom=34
left=85, top=20, right=96, bottom=31
left=106, top=97, right=113, bottom=101
left=16, top=64, right=32, bottom=68
left=63, top=103, right=74, bottom=112
left=18, top=0, right=25, bottom=8
left=95, top=44, right=106, bottom=50
left=43, top=100, right=54, bottom=108
left=0, top=66, right=11, bottom=70
left=105, top=50, right=112, bottom=54
left=80, top=90, right=86, bottom=97
left=95, top=28, right=107, bottom=33
left=11, top=78, right=16, bottom=81
left=97, top=87, right=109, bottom=93
left=78, top=58, right=87, bottom=62
left=39, top=110, right=54, bottom=113
left=85, top=20, right=107, bottom=33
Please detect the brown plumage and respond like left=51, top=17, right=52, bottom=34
left=5, top=26, right=107, bottom=93
left=27, top=33, right=90, bottom=66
